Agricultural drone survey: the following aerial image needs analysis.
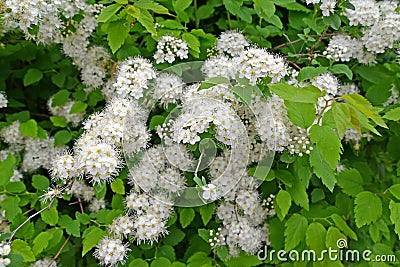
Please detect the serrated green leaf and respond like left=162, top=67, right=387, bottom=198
left=19, top=119, right=38, bottom=138
left=199, top=203, right=215, bottom=226
left=331, top=214, right=357, bottom=241
left=284, top=214, right=308, bottom=250
left=325, top=226, right=346, bottom=249
left=330, top=64, right=353, bottom=80
left=0, top=153, right=15, bottom=186
left=97, top=4, right=122, bottom=23
left=156, top=245, right=176, bottom=262
left=179, top=207, right=195, bottom=228
left=32, top=232, right=53, bottom=256
left=389, top=201, right=400, bottom=239
left=268, top=83, right=323, bottom=103
left=11, top=239, right=35, bottom=262
left=187, top=252, right=211, bottom=267
left=51, top=90, right=70, bottom=107
left=51, top=72, right=66, bottom=88
left=41, top=205, right=59, bottom=226
left=82, top=227, right=106, bottom=256
left=173, top=0, right=192, bottom=11
left=354, top=191, right=382, bottom=228
left=66, top=220, right=81, bottom=237
left=223, top=0, right=242, bottom=16
left=389, top=184, right=400, bottom=200
left=135, top=0, right=169, bottom=14
left=32, top=175, right=50, bottom=191
left=50, top=116, right=68, bottom=127
left=2, top=196, right=22, bottom=220
left=254, top=0, right=275, bottom=18
left=23, top=68, right=43, bottom=86
left=309, top=150, right=336, bottom=192
left=6, top=182, right=26, bottom=193
left=130, top=258, right=149, bottom=267
left=137, top=8, right=156, bottom=35
left=323, top=14, right=341, bottom=30
left=182, top=32, right=200, bottom=57
left=366, top=82, right=392, bottom=105
left=275, top=190, right=291, bottom=220
left=110, top=178, right=125, bottom=194
left=69, top=101, right=87, bottom=114
left=54, top=130, right=72, bottom=146
left=76, top=212, right=91, bottom=225
left=286, top=178, right=309, bottom=210
left=285, top=100, right=316, bottom=128
left=310, top=125, right=342, bottom=170
left=306, top=222, right=326, bottom=253
left=297, top=67, right=328, bottom=82
left=106, top=20, right=131, bottom=53
left=336, top=168, right=364, bottom=197
left=151, top=257, right=171, bottom=267
left=384, top=107, right=400, bottom=121
left=331, top=102, right=351, bottom=138
left=163, top=227, right=185, bottom=246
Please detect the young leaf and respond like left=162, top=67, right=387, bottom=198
left=97, top=4, right=122, bottom=23
left=51, top=89, right=70, bottom=107
left=329, top=64, right=353, bottom=80
left=11, top=239, right=36, bottom=262
left=135, top=0, right=169, bottom=14
left=54, top=130, right=72, bottom=146
left=105, top=20, right=131, bottom=53
left=383, top=107, right=400, bottom=121
left=284, top=214, right=308, bottom=251
left=32, top=232, right=53, bottom=256
left=19, top=119, right=38, bottom=138
left=182, top=32, right=200, bottom=58
left=110, top=178, right=125, bottom=195
left=137, top=8, right=156, bottom=35
left=286, top=179, right=309, bottom=211
left=69, top=101, right=87, bottom=114
left=331, top=102, right=351, bottom=138
left=275, top=190, right=292, bottom=220
left=354, top=191, right=382, bottom=228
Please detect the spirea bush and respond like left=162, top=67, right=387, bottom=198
left=0, top=0, right=400, bottom=266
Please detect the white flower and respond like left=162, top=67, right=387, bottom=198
left=153, top=35, right=189, bottom=64
left=202, top=184, right=218, bottom=200
left=0, top=91, right=7, bottom=108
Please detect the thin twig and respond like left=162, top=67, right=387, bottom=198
left=77, top=196, right=84, bottom=214
left=308, top=26, right=329, bottom=65
left=47, top=235, right=71, bottom=267
left=194, top=149, right=204, bottom=178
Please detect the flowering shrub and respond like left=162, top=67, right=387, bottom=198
left=0, top=0, right=400, bottom=266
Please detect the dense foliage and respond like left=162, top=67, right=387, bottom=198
left=0, top=0, right=400, bottom=266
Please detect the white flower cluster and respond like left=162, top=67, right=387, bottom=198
left=0, top=92, right=7, bottom=108
left=154, top=35, right=189, bottom=64
left=47, top=97, right=85, bottom=126
left=216, top=30, right=250, bottom=56
left=310, top=72, right=339, bottom=116
left=93, top=236, right=130, bottom=267
left=0, top=242, right=11, bottom=266
left=305, top=0, right=336, bottom=16
left=324, top=0, right=400, bottom=63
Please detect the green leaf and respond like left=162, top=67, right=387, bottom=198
left=284, top=214, right=308, bottom=250
left=110, top=178, right=125, bottom=194
left=182, top=32, right=200, bottom=58
left=66, top=220, right=81, bottom=237
left=297, top=66, right=328, bottom=82
left=187, top=252, right=212, bottom=267
left=199, top=203, right=215, bottom=226
left=19, top=119, right=38, bottom=138
left=311, top=188, right=325, bottom=203
left=330, top=64, right=353, bottom=80
left=284, top=100, right=316, bottom=128
left=51, top=89, right=70, bottom=107
left=323, top=14, right=341, bottom=30
left=23, top=68, right=43, bottom=86
left=11, top=239, right=35, bottom=262
left=32, top=175, right=50, bottom=191
left=135, top=0, right=169, bottom=14
left=384, top=107, right=400, bottom=121
left=156, top=245, right=176, bottom=262
left=69, top=101, right=87, bottom=114
left=341, top=94, right=387, bottom=129
left=6, top=182, right=26, bottom=193
left=76, top=212, right=91, bottom=225
left=310, top=125, right=342, bottom=169
left=87, top=89, right=104, bottom=106
left=137, top=8, right=156, bottom=35
left=130, top=258, right=149, bottom=267
left=51, top=72, right=66, bottom=88
left=0, top=153, right=15, bottom=186
left=366, top=82, right=392, bottom=105
left=306, top=222, right=326, bottom=253
left=50, top=116, right=68, bottom=127
left=336, top=168, right=364, bottom=197
left=54, top=130, right=72, bottom=146
left=268, top=83, right=323, bottom=103
left=105, top=20, right=131, bottom=53
left=82, top=227, right=106, bottom=256
left=151, top=257, right=171, bottom=267
left=32, top=232, right=53, bottom=256
left=225, top=254, right=262, bottom=266
left=331, top=214, right=358, bottom=241
left=389, top=184, right=400, bottom=200
left=97, top=4, right=122, bottom=23
left=41, top=205, right=59, bottom=226
left=2, top=196, right=22, bottom=220
left=275, top=190, right=291, bottom=220
left=163, top=227, right=185, bottom=246
left=354, top=191, right=382, bottom=228
left=149, top=115, right=166, bottom=130
left=309, top=150, right=336, bottom=192
left=331, top=102, right=351, bottom=138
left=254, top=0, right=275, bottom=18
left=389, top=201, right=400, bottom=239
left=173, top=0, right=192, bottom=11
left=325, top=226, right=346, bottom=249
left=179, top=207, right=195, bottom=228
left=286, top=179, right=309, bottom=210
left=199, top=77, right=230, bottom=89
